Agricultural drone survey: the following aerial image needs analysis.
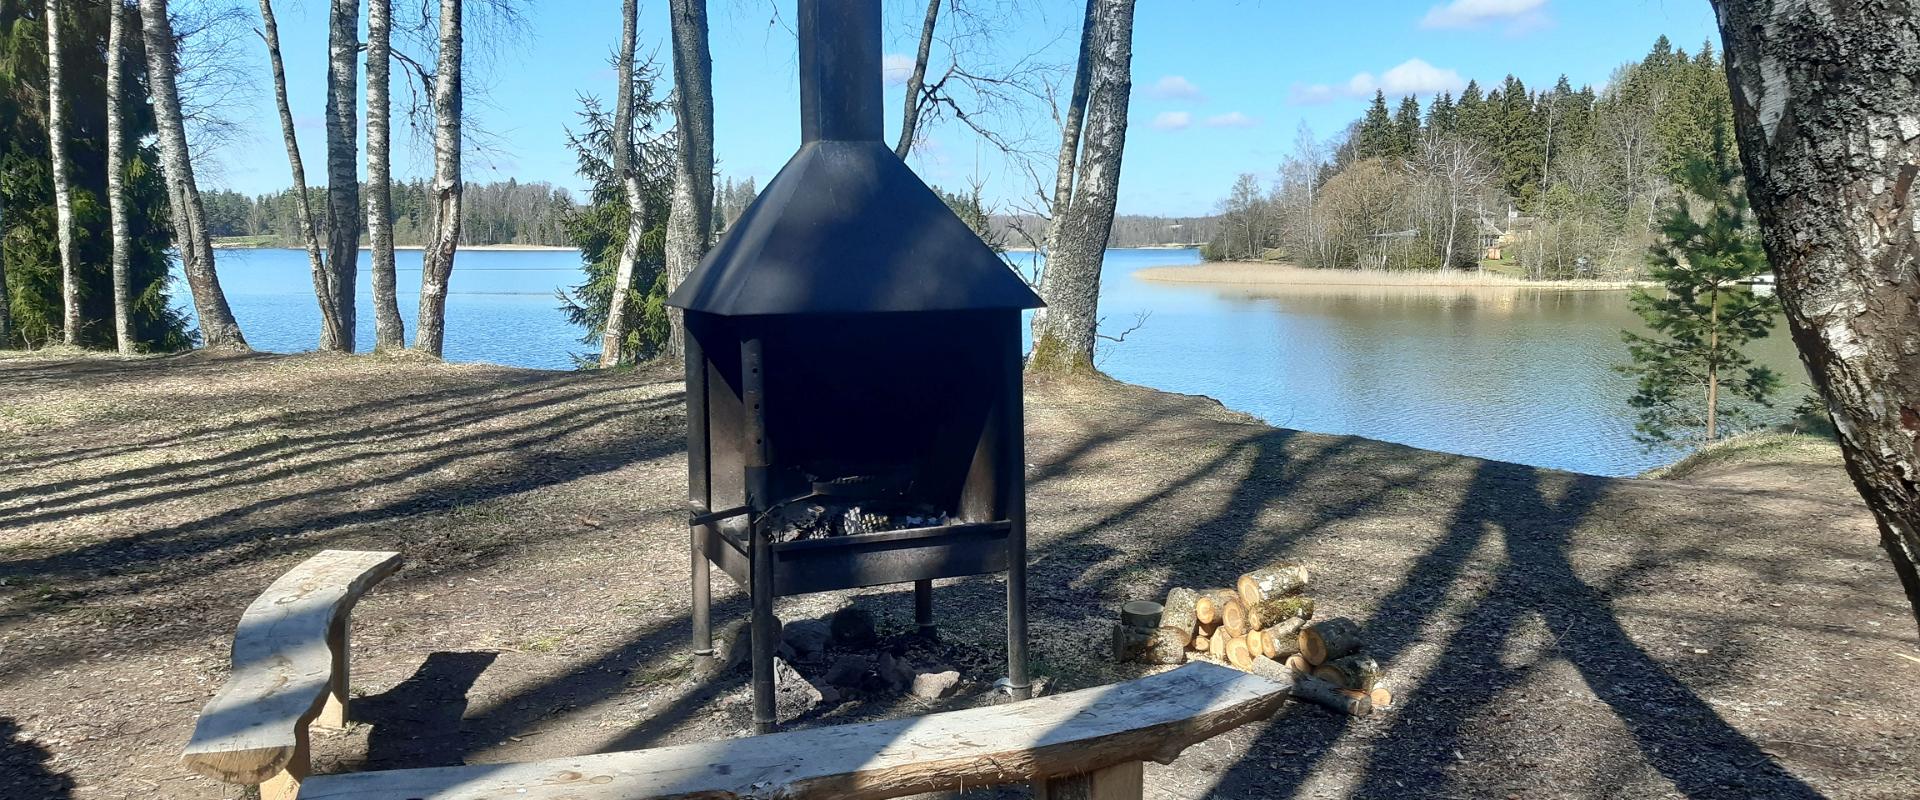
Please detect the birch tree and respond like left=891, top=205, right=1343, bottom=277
left=598, top=0, right=644, bottom=367
left=0, top=189, right=9, bottom=346
left=45, top=0, right=78, bottom=344
left=139, top=0, right=248, bottom=350
left=256, top=0, right=341, bottom=347
left=1711, top=0, right=1920, bottom=632
left=414, top=0, right=461, bottom=356
left=660, top=0, right=712, bottom=361
left=323, top=0, right=359, bottom=352
left=894, top=0, right=939, bottom=158
left=1029, top=0, right=1134, bottom=374
left=367, top=0, right=403, bottom=349
left=105, top=0, right=131, bottom=354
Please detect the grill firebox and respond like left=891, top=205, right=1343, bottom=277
left=667, top=0, right=1043, bottom=733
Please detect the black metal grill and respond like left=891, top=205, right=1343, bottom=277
left=665, top=0, right=1043, bottom=734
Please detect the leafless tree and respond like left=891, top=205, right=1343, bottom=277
left=256, top=0, right=343, bottom=347
left=105, top=0, right=133, bottom=354
left=45, top=0, right=78, bottom=344
left=0, top=188, right=10, bottom=346
left=599, top=0, right=645, bottom=367
left=1713, top=0, right=1920, bottom=633
left=662, top=0, right=714, bottom=361
left=414, top=0, right=463, bottom=356
left=368, top=0, right=404, bottom=350
left=323, top=0, right=360, bottom=352
left=140, top=0, right=248, bottom=350
left=1028, top=0, right=1133, bottom=374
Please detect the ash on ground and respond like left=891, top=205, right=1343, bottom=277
left=768, top=500, right=949, bottom=542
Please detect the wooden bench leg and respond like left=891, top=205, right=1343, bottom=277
left=1035, top=761, right=1143, bottom=800
left=258, top=726, right=311, bottom=800
left=317, top=615, right=350, bottom=729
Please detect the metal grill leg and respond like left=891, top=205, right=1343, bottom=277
left=914, top=579, right=935, bottom=637
left=691, top=531, right=713, bottom=656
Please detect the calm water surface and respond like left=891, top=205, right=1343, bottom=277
left=189, top=247, right=1806, bottom=476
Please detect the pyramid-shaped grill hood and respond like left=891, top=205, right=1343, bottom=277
left=665, top=0, right=1041, bottom=317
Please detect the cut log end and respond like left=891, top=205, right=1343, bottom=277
left=1300, top=617, right=1362, bottom=666
left=1237, top=563, right=1310, bottom=607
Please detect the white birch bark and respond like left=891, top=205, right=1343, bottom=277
left=106, top=0, right=132, bottom=354
left=599, top=0, right=643, bottom=367
left=45, top=0, right=79, bottom=345
left=1029, top=0, right=1097, bottom=338
left=1713, top=0, right=1920, bottom=632
left=257, top=0, right=341, bottom=348
left=414, top=0, right=462, bottom=356
left=1030, top=0, right=1134, bottom=374
left=366, top=0, right=403, bottom=350
left=323, top=0, right=360, bottom=352
left=139, top=0, right=248, bottom=350
left=661, top=0, right=714, bottom=361
left=893, top=0, right=940, bottom=159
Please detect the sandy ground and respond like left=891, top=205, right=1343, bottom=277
left=1, top=352, right=1915, bottom=799
left=1136, top=261, right=1644, bottom=290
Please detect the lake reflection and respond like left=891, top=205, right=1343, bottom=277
left=185, top=247, right=1806, bottom=476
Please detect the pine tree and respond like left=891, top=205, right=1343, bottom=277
left=1393, top=94, right=1421, bottom=156
left=1356, top=91, right=1396, bottom=160
left=1425, top=91, right=1456, bottom=139
left=1621, top=156, right=1781, bottom=443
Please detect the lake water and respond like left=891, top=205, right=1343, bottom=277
left=187, top=247, right=1807, bottom=476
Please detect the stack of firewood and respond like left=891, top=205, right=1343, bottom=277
left=1112, top=562, right=1395, bottom=717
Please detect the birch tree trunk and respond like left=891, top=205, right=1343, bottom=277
left=598, top=0, right=642, bottom=367
left=140, top=0, right=248, bottom=350
left=45, top=0, right=79, bottom=345
left=366, top=0, right=403, bottom=350
left=893, top=0, right=940, bottom=159
left=1029, top=0, right=1133, bottom=375
left=1712, top=0, right=1920, bottom=631
left=1028, top=0, right=1097, bottom=338
left=414, top=0, right=462, bottom=356
left=662, top=0, right=714, bottom=361
left=0, top=179, right=11, bottom=346
left=257, top=0, right=341, bottom=348
left=323, top=0, right=360, bottom=352
left=105, top=0, right=132, bottom=354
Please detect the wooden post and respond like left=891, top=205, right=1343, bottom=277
left=257, top=726, right=310, bottom=800
left=1036, top=761, right=1144, bottom=800
left=316, top=615, right=350, bottom=729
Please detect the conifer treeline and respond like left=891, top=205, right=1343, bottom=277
left=1209, top=36, right=1736, bottom=279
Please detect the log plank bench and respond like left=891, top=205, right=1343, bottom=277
left=183, top=551, right=1293, bottom=800
left=180, top=550, right=403, bottom=800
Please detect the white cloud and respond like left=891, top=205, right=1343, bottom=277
left=1147, top=75, right=1204, bottom=102
left=1151, top=111, right=1192, bottom=131
left=1292, top=59, right=1466, bottom=104
left=882, top=53, right=915, bottom=86
left=1420, top=0, right=1550, bottom=33
left=1204, top=111, right=1257, bottom=129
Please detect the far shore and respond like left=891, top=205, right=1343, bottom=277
left=1136, top=260, right=1646, bottom=291
left=211, top=241, right=578, bottom=253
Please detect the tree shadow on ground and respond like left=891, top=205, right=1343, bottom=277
left=0, top=717, right=74, bottom=799
left=1221, top=459, right=1824, bottom=799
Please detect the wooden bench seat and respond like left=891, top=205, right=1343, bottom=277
left=180, top=550, right=402, bottom=800
left=296, top=661, right=1291, bottom=800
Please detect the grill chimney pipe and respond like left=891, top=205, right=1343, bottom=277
left=798, top=0, right=882, bottom=143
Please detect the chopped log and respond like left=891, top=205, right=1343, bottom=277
left=1112, top=624, right=1143, bottom=663
left=1190, top=631, right=1211, bottom=653
left=299, top=662, right=1293, bottom=800
left=1237, top=563, right=1309, bottom=607
left=1219, top=597, right=1250, bottom=637
left=1246, top=596, right=1315, bottom=630
left=1196, top=619, right=1220, bottom=638
left=1312, top=654, right=1380, bottom=692
left=1299, top=617, right=1363, bottom=666
left=1161, top=588, right=1199, bottom=638
left=1208, top=628, right=1228, bottom=661
left=1258, top=618, right=1305, bottom=660
left=1119, top=600, right=1163, bottom=629
left=1369, top=683, right=1394, bottom=709
left=1140, top=627, right=1191, bottom=665
left=1225, top=635, right=1255, bottom=670
left=1194, top=589, right=1237, bottom=626
left=1290, top=675, right=1371, bottom=717
left=1284, top=654, right=1311, bottom=676
left=1246, top=656, right=1300, bottom=690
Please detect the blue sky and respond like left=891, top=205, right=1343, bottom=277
left=207, top=0, right=1721, bottom=217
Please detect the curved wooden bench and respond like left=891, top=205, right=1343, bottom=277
left=180, top=550, right=402, bottom=800
left=297, top=661, right=1291, bottom=800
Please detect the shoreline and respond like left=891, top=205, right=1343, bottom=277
left=1136, top=260, right=1645, bottom=290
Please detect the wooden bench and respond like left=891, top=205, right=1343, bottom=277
left=180, top=550, right=403, bottom=800
left=295, top=660, right=1290, bottom=800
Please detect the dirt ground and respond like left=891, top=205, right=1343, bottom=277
left=2, top=351, right=1915, bottom=799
